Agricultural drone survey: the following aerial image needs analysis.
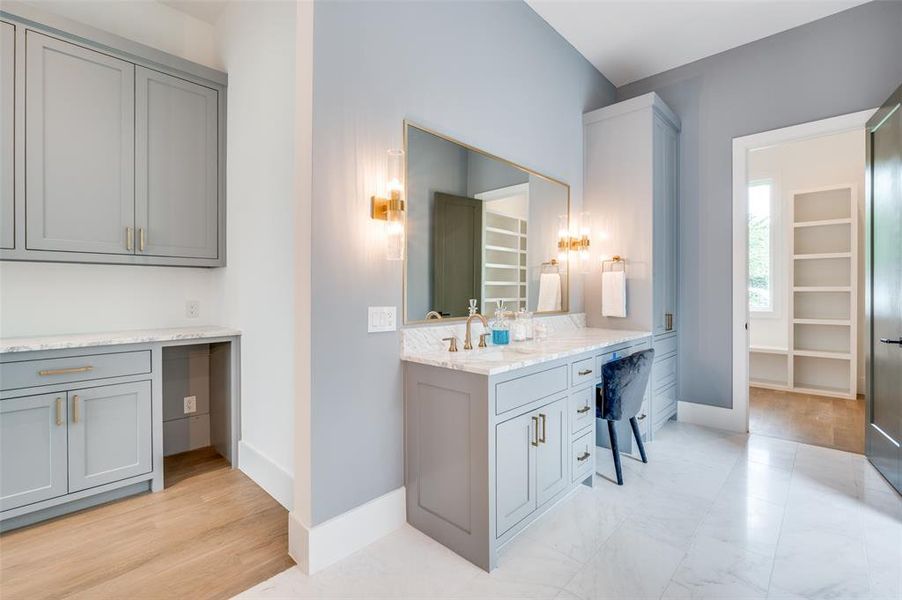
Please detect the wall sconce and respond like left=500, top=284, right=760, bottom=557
left=371, top=149, right=405, bottom=261
left=557, top=212, right=592, bottom=271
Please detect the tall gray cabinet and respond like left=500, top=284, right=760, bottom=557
left=0, top=8, right=226, bottom=267
left=583, top=93, right=681, bottom=437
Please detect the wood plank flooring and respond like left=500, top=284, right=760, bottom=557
left=0, top=447, right=294, bottom=600
left=749, top=386, right=865, bottom=454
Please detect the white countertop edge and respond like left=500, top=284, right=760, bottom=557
left=0, top=326, right=242, bottom=354
left=401, top=328, right=652, bottom=376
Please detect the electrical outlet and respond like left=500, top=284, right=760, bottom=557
left=183, top=396, right=197, bottom=414
left=186, top=300, right=200, bottom=319
left=368, top=306, right=397, bottom=333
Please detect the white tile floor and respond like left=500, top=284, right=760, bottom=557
left=238, top=422, right=901, bottom=600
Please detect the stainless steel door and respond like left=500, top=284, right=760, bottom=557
left=866, top=84, right=902, bottom=493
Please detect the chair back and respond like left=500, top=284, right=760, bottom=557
left=597, top=349, right=655, bottom=421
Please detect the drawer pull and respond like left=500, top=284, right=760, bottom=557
left=126, top=227, right=134, bottom=251
left=577, top=451, right=591, bottom=462
left=531, top=416, right=540, bottom=447
left=637, top=413, right=647, bottom=421
left=576, top=405, right=591, bottom=414
left=539, top=413, right=547, bottom=444
left=72, top=395, right=80, bottom=424
left=55, top=397, right=63, bottom=426
left=39, top=366, right=93, bottom=377
left=139, top=228, right=146, bottom=252
left=578, top=369, right=593, bottom=376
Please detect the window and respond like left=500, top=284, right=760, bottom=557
left=748, top=182, right=773, bottom=312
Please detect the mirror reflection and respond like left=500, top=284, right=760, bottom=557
left=405, top=124, right=570, bottom=322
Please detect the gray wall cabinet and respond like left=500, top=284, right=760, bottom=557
left=404, top=335, right=651, bottom=572
left=0, top=392, right=68, bottom=511
left=0, top=7, right=227, bottom=267
left=0, top=21, right=13, bottom=250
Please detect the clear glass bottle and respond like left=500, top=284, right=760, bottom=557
left=524, top=311, right=535, bottom=340
left=491, top=300, right=510, bottom=345
left=513, top=309, right=528, bottom=342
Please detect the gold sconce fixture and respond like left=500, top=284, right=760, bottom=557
left=371, top=149, right=405, bottom=261
left=557, top=212, right=592, bottom=272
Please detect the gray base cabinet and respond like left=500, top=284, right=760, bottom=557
left=404, top=336, right=651, bottom=572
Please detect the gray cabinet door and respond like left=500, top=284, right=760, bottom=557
left=653, top=115, right=679, bottom=334
left=25, top=31, right=135, bottom=255
left=67, top=381, right=152, bottom=492
left=135, top=67, right=218, bottom=259
left=495, top=410, right=537, bottom=536
left=535, top=396, right=568, bottom=506
left=0, top=393, right=68, bottom=511
left=0, top=21, right=14, bottom=249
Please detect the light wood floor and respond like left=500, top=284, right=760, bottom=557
left=0, top=447, right=294, bottom=600
left=749, top=386, right=865, bottom=454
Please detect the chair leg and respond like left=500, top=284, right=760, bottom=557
left=630, top=417, right=648, bottom=463
left=607, top=420, right=623, bottom=485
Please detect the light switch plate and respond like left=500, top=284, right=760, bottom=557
left=184, top=396, right=197, bottom=414
left=368, top=306, right=397, bottom=333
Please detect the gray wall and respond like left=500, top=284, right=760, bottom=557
left=311, top=0, right=614, bottom=524
left=617, top=1, right=902, bottom=409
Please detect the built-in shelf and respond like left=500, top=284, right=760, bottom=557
left=793, top=349, right=852, bottom=360
left=750, top=378, right=790, bottom=391
left=750, top=346, right=788, bottom=355
left=484, top=281, right=526, bottom=287
left=483, top=208, right=528, bottom=313
left=793, top=252, right=852, bottom=260
left=793, top=286, right=852, bottom=293
left=792, top=318, right=851, bottom=326
left=792, top=384, right=856, bottom=399
left=793, top=218, right=853, bottom=228
left=484, top=245, right=525, bottom=254
left=485, top=263, right=526, bottom=271
left=485, top=227, right=525, bottom=238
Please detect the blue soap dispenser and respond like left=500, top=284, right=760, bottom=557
left=491, top=300, right=510, bottom=345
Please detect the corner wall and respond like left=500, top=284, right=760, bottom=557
left=617, top=0, right=902, bottom=409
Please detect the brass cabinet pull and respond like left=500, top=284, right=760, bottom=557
left=126, top=227, right=134, bottom=251
left=55, top=397, right=63, bottom=426
left=578, top=369, right=593, bottom=376
left=39, top=366, right=93, bottom=376
left=576, top=405, right=591, bottom=415
left=539, top=413, right=547, bottom=444
left=531, top=416, right=539, bottom=447
left=637, top=413, right=647, bottom=421
left=139, top=228, right=146, bottom=252
left=72, top=395, right=80, bottom=424
left=577, top=450, right=591, bottom=462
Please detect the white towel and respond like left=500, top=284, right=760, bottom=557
left=602, top=270, right=627, bottom=317
left=537, top=273, right=562, bottom=312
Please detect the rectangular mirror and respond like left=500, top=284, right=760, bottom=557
left=405, top=122, right=570, bottom=323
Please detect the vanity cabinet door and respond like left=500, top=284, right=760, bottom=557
left=135, top=66, right=219, bottom=260
left=652, top=114, right=678, bottom=334
left=0, top=21, right=14, bottom=250
left=67, top=381, right=152, bottom=492
left=0, top=393, right=68, bottom=511
left=535, top=396, right=568, bottom=506
left=25, top=32, right=135, bottom=255
left=496, top=410, right=537, bottom=537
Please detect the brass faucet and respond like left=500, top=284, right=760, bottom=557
left=425, top=311, right=443, bottom=320
left=464, top=313, right=489, bottom=350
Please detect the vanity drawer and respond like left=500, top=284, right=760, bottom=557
left=569, top=385, right=594, bottom=435
left=653, top=354, right=677, bottom=391
left=571, top=430, right=594, bottom=483
left=0, top=351, right=152, bottom=391
left=495, top=365, right=568, bottom=415
left=571, top=357, right=595, bottom=388
left=654, top=384, right=678, bottom=422
left=653, top=334, right=678, bottom=358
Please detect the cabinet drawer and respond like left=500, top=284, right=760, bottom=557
left=653, top=334, right=677, bottom=357
left=653, top=354, right=677, bottom=391
left=1, top=351, right=151, bottom=391
left=654, top=384, right=677, bottom=422
left=571, top=430, right=594, bottom=483
left=496, top=365, right=568, bottom=415
left=568, top=385, right=594, bottom=435
left=571, top=357, right=595, bottom=388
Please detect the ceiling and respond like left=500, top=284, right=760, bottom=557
left=526, top=0, right=869, bottom=87
left=159, top=0, right=228, bottom=24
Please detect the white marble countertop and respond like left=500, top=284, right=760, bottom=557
left=401, top=327, right=651, bottom=375
left=0, top=326, right=242, bottom=354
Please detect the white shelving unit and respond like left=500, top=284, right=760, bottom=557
left=751, top=185, right=857, bottom=399
left=482, top=210, right=527, bottom=311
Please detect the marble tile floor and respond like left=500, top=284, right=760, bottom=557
left=237, top=422, right=901, bottom=600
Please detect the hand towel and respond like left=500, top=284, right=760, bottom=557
left=602, top=270, right=627, bottom=317
left=537, top=273, right=562, bottom=312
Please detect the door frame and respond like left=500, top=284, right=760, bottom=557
left=726, top=109, right=876, bottom=433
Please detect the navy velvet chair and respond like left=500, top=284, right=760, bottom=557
left=596, top=349, right=655, bottom=485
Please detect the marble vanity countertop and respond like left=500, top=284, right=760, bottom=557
left=401, top=327, right=651, bottom=376
left=0, top=326, right=242, bottom=354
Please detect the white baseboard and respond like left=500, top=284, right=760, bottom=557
left=678, top=401, right=747, bottom=433
left=238, top=440, right=293, bottom=509
left=289, top=486, right=406, bottom=575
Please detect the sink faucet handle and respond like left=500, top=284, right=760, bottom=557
left=442, top=336, right=459, bottom=352
left=468, top=299, right=478, bottom=316
left=479, top=333, right=490, bottom=348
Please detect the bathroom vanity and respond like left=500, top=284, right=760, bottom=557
left=0, top=327, right=240, bottom=530
left=402, top=322, right=650, bottom=571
